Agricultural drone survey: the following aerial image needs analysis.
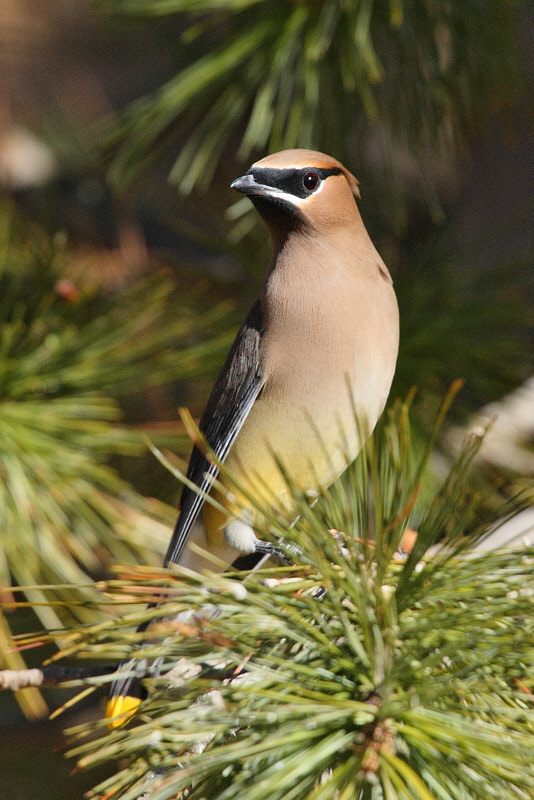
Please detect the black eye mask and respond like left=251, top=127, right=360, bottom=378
left=249, top=167, right=343, bottom=199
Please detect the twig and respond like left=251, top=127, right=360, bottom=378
left=0, top=664, right=117, bottom=691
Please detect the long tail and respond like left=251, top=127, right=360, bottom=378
left=105, top=496, right=194, bottom=729
left=105, top=662, right=147, bottom=729
left=105, top=618, right=152, bottom=729
left=105, top=487, right=267, bottom=729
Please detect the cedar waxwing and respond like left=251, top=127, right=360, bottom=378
left=106, top=149, right=399, bottom=727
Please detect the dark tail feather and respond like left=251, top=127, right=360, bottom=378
left=105, top=493, right=191, bottom=729
left=105, top=617, right=152, bottom=729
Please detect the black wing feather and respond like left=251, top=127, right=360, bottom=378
left=164, top=300, right=264, bottom=566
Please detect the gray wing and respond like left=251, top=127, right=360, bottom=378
left=163, top=299, right=264, bottom=567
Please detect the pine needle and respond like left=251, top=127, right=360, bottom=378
left=7, top=395, right=533, bottom=799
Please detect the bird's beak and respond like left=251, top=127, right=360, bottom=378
left=231, top=173, right=273, bottom=197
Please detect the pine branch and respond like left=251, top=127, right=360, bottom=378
left=0, top=665, right=117, bottom=691
left=96, top=0, right=522, bottom=203
left=6, top=393, right=534, bottom=799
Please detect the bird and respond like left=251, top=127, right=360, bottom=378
left=105, top=148, right=399, bottom=727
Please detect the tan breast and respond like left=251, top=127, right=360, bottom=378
left=219, top=232, right=399, bottom=515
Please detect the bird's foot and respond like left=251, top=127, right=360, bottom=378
left=254, top=539, right=301, bottom=564
left=224, top=513, right=302, bottom=564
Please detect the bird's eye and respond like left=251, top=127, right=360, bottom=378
left=303, top=172, right=319, bottom=191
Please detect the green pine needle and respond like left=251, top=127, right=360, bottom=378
left=18, top=389, right=534, bottom=800
left=0, top=202, right=231, bottom=634
left=96, top=0, right=521, bottom=200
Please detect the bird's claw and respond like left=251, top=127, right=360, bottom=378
left=254, top=540, right=301, bottom=564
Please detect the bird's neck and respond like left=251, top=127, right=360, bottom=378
left=250, top=196, right=304, bottom=252
left=267, top=218, right=384, bottom=286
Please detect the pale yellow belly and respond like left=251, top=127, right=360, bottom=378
left=202, top=341, right=395, bottom=545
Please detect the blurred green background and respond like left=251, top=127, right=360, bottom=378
left=0, top=0, right=533, bottom=797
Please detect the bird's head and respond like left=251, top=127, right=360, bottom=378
left=231, top=149, right=361, bottom=246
